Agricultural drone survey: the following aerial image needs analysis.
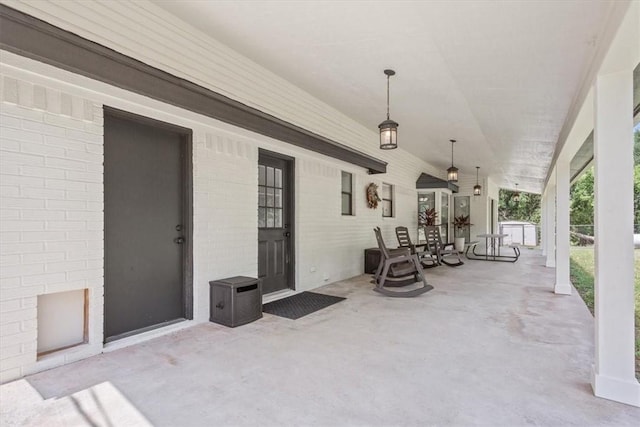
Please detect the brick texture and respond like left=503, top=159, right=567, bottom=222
left=0, top=75, right=104, bottom=382
left=0, top=1, right=485, bottom=384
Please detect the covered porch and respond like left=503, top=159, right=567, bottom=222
left=0, top=0, right=639, bottom=416
left=3, top=250, right=639, bottom=425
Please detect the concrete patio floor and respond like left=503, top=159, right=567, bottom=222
left=2, top=249, right=639, bottom=426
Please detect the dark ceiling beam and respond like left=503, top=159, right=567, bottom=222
left=0, top=4, right=387, bottom=174
left=415, top=173, right=459, bottom=193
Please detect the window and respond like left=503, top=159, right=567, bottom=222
left=382, top=183, right=393, bottom=217
left=341, top=171, right=353, bottom=216
left=258, top=164, right=283, bottom=228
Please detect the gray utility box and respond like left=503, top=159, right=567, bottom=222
left=209, top=276, right=262, bottom=327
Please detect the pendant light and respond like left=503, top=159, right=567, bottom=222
left=513, top=183, right=520, bottom=203
left=378, top=69, right=398, bottom=150
left=447, top=139, right=458, bottom=182
left=474, top=166, right=482, bottom=196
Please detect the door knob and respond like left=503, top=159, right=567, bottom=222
left=174, top=237, right=185, bottom=244
left=283, top=231, right=291, bottom=237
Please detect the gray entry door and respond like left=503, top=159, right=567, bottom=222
left=258, top=151, right=294, bottom=294
left=104, top=112, right=188, bottom=342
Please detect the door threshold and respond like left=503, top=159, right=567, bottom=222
left=262, top=289, right=295, bottom=304
left=103, top=318, right=193, bottom=352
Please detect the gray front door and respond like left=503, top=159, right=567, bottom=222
left=104, top=110, right=191, bottom=342
left=258, top=151, right=294, bottom=294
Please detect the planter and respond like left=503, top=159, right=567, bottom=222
left=454, top=237, right=465, bottom=253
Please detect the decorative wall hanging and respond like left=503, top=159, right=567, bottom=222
left=366, top=183, right=382, bottom=209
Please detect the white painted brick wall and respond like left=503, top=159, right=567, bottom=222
left=0, top=75, right=104, bottom=383
left=0, top=0, right=495, bottom=382
left=191, top=131, right=259, bottom=321
left=4, top=0, right=447, bottom=183
left=0, top=55, right=453, bottom=383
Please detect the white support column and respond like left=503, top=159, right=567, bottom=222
left=591, top=68, right=640, bottom=407
left=554, top=157, right=572, bottom=294
left=545, top=183, right=556, bottom=268
left=540, top=193, right=547, bottom=256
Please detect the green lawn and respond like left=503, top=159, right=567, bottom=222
left=569, top=246, right=640, bottom=378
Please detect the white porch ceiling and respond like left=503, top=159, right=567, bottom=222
left=153, top=0, right=617, bottom=193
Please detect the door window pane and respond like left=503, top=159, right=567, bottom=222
left=275, top=209, right=282, bottom=228
left=266, top=187, right=274, bottom=207
left=441, top=192, right=449, bottom=242
left=454, top=196, right=471, bottom=241
left=266, top=166, right=274, bottom=186
left=258, top=207, right=266, bottom=227
left=258, top=163, right=286, bottom=228
left=275, top=168, right=282, bottom=188
left=275, top=189, right=282, bottom=208
left=267, top=208, right=274, bottom=228
left=258, top=165, right=266, bottom=186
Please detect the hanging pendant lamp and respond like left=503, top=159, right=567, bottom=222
left=447, top=139, right=458, bottom=182
left=378, top=69, right=398, bottom=150
left=513, top=183, right=520, bottom=202
left=474, top=166, right=482, bottom=196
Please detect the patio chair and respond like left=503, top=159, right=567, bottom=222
left=372, top=227, right=433, bottom=297
left=423, top=226, right=464, bottom=267
left=395, top=226, right=438, bottom=268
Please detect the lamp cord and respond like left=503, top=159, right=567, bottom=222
left=451, top=141, right=454, bottom=167
left=386, top=75, right=390, bottom=120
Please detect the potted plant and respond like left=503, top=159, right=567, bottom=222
left=419, top=208, right=438, bottom=226
left=452, top=214, right=472, bottom=252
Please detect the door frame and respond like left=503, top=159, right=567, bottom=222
left=258, top=148, right=296, bottom=292
left=103, top=107, right=194, bottom=335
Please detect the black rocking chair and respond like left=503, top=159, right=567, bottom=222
left=395, top=226, right=438, bottom=268
left=423, top=226, right=464, bottom=267
left=372, top=227, right=433, bottom=297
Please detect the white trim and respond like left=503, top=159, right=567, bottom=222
left=591, top=366, right=640, bottom=407
left=103, top=320, right=198, bottom=353
left=262, top=289, right=296, bottom=304
left=553, top=283, right=572, bottom=295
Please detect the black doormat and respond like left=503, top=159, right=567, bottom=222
left=262, top=291, right=346, bottom=320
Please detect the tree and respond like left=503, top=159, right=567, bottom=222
left=569, top=129, right=640, bottom=233
left=500, top=130, right=640, bottom=229
left=570, top=168, right=594, bottom=226
left=634, top=129, right=640, bottom=165
left=499, top=190, right=541, bottom=223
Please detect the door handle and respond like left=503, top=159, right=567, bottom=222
left=174, top=237, right=185, bottom=244
left=283, top=232, right=291, bottom=237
